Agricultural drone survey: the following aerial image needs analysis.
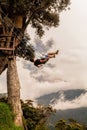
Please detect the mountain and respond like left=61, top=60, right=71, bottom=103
left=49, top=107, right=87, bottom=127
left=36, top=89, right=87, bottom=129
left=36, top=89, right=86, bottom=106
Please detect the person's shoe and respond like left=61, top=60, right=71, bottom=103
left=56, top=50, right=59, bottom=54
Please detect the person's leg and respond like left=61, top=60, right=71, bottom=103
left=47, top=54, right=55, bottom=58
left=43, top=54, right=54, bottom=59
left=48, top=50, right=59, bottom=56
left=43, top=50, right=59, bottom=59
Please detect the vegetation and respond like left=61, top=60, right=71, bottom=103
left=0, top=98, right=87, bottom=130
left=0, top=102, right=23, bottom=130
left=0, top=0, right=70, bottom=37
left=22, top=100, right=55, bottom=130
left=55, top=119, right=87, bottom=130
left=0, top=98, right=55, bottom=130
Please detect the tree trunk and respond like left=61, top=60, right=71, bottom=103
left=0, top=12, right=24, bottom=127
left=7, top=57, right=23, bottom=127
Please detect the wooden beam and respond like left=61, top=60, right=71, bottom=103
left=0, top=40, right=13, bottom=42
left=0, top=35, right=12, bottom=38
left=0, top=40, right=6, bottom=42
left=0, top=47, right=15, bottom=51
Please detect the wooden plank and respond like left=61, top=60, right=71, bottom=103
left=0, top=40, right=13, bottom=42
left=0, top=40, right=6, bottom=42
left=0, top=35, right=12, bottom=37
left=0, top=47, right=15, bottom=51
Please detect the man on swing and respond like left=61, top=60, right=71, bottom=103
left=30, top=50, right=59, bottom=67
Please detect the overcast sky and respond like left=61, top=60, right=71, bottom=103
left=0, top=0, right=87, bottom=110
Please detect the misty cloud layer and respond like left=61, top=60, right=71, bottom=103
left=51, top=92, right=87, bottom=110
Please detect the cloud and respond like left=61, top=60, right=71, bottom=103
left=1, top=41, right=87, bottom=102
left=51, top=91, right=87, bottom=110
left=0, top=70, right=7, bottom=93
left=33, top=37, right=54, bottom=55
left=17, top=58, right=69, bottom=100
left=1, top=0, right=87, bottom=111
left=0, top=54, right=87, bottom=102
left=17, top=58, right=85, bottom=100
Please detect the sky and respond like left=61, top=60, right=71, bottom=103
left=0, top=0, right=87, bottom=110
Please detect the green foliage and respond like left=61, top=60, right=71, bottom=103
left=0, top=102, right=13, bottom=129
left=22, top=101, right=43, bottom=130
left=35, top=124, right=50, bottom=130
left=55, top=119, right=87, bottom=130
left=0, top=102, right=23, bottom=130
left=23, top=105, right=40, bottom=130
left=0, top=0, right=70, bottom=37
left=0, top=98, right=50, bottom=130
left=55, top=119, right=67, bottom=130
left=22, top=100, right=55, bottom=130
left=0, top=99, right=87, bottom=130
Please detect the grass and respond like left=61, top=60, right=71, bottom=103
left=0, top=102, right=23, bottom=130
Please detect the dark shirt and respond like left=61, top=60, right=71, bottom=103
left=34, top=59, right=42, bottom=66
left=34, top=58, right=48, bottom=67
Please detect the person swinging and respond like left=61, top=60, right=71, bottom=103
left=30, top=50, right=59, bottom=67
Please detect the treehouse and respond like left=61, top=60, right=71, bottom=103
left=0, top=1, right=27, bottom=75
left=0, top=3, right=23, bottom=56
left=0, top=21, right=15, bottom=55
